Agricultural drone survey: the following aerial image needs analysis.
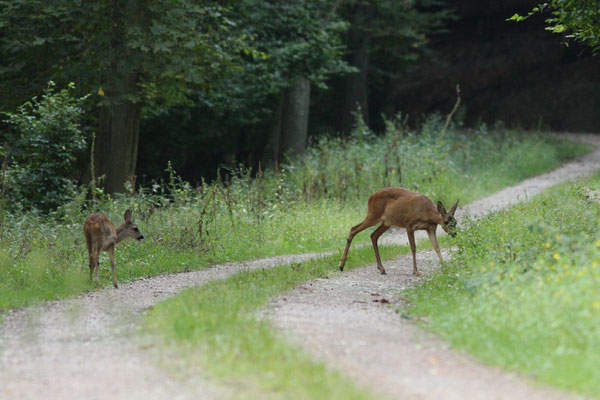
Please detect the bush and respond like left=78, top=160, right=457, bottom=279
left=1, top=81, right=88, bottom=212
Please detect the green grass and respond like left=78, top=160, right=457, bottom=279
left=407, top=174, right=600, bottom=397
left=143, top=243, right=406, bottom=399
left=0, top=126, right=591, bottom=311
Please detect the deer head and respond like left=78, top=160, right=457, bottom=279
left=437, top=200, right=459, bottom=237
left=116, top=209, right=144, bottom=243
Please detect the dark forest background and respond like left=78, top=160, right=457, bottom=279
left=1, top=0, right=598, bottom=192
left=139, top=0, right=600, bottom=183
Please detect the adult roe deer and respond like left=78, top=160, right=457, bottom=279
left=83, top=210, right=144, bottom=288
left=339, top=188, right=458, bottom=276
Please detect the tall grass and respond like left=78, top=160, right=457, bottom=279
left=0, top=117, right=590, bottom=310
left=407, top=175, right=600, bottom=396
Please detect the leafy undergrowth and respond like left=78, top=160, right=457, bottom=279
left=143, top=243, right=405, bottom=399
left=407, top=174, right=600, bottom=397
left=0, top=125, right=591, bottom=311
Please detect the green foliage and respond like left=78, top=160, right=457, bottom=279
left=407, top=176, right=600, bottom=396
left=0, top=0, right=246, bottom=111
left=233, top=0, right=352, bottom=89
left=346, top=0, right=453, bottom=60
left=0, top=0, right=352, bottom=116
left=144, top=245, right=401, bottom=399
left=509, top=1, right=600, bottom=53
left=1, top=82, right=88, bottom=211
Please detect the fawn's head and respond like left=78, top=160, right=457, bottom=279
left=117, top=210, right=144, bottom=242
left=437, top=200, right=459, bottom=237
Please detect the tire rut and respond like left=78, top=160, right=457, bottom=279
left=0, top=253, right=322, bottom=400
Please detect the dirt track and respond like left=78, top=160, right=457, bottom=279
left=267, top=250, right=586, bottom=400
left=1, top=133, right=599, bottom=400
left=0, top=253, right=321, bottom=400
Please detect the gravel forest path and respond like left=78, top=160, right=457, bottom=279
left=1, top=134, right=599, bottom=400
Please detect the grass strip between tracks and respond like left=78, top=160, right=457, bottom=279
left=143, top=243, right=408, bottom=400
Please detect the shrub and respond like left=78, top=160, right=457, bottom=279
left=1, top=81, right=88, bottom=212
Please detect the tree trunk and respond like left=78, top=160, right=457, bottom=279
left=96, top=82, right=141, bottom=194
left=278, top=76, right=311, bottom=162
left=95, top=0, right=142, bottom=194
left=337, top=6, right=371, bottom=135
left=265, top=92, right=284, bottom=163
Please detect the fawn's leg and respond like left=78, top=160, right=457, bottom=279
left=93, top=246, right=101, bottom=282
left=88, top=253, right=95, bottom=282
left=406, top=229, right=420, bottom=276
left=370, top=223, right=390, bottom=274
left=85, top=234, right=94, bottom=281
left=95, top=256, right=100, bottom=282
left=108, top=246, right=118, bottom=288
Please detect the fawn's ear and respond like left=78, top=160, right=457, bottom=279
left=124, top=209, right=132, bottom=222
left=449, top=199, right=459, bottom=216
left=437, top=201, right=447, bottom=215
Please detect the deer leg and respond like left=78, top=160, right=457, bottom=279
left=85, top=234, right=94, bottom=281
left=370, top=223, right=390, bottom=274
left=95, top=257, right=100, bottom=282
left=406, top=229, right=420, bottom=276
left=108, top=246, right=118, bottom=289
left=93, top=246, right=101, bottom=282
left=88, top=252, right=95, bottom=282
left=427, top=227, right=444, bottom=263
left=339, top=219, right=378, bottom=271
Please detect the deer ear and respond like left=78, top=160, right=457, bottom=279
left=449, top=199, right=459, bottom=216
left=436, top=201, right=447, bottom=215
left=124, top=209, right=132, bottom=222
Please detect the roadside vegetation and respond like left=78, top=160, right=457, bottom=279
left=0, top=116, right=589, bottom=311
left=407, top=174, right=600, bottom=397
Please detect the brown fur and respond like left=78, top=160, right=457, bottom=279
left=83, top=210, right=144, bottom=288
left=339, top=187, right=458, bottom=276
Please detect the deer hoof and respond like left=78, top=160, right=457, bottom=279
left=379, top=269, right=387, bottom=275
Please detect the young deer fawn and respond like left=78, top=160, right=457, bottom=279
left=339, top=187, right=458, bottom=276
left=83, top=210, right=144, bottom=288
